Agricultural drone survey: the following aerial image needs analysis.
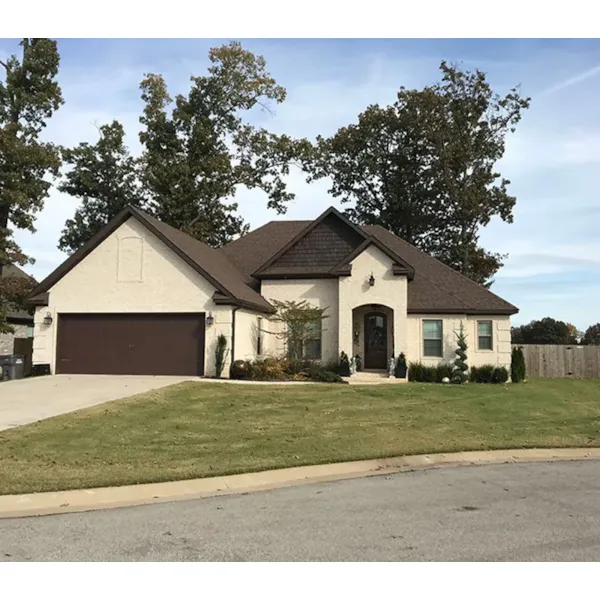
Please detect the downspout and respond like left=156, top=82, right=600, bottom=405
left=230, top=307, right=239, bottom=375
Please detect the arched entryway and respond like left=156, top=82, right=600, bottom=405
left=351, top=304, right=394, bottom=371
left=364, top=311, right=387, bottom=369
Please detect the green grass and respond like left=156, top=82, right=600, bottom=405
left=1, top=379, right=600, bottom=495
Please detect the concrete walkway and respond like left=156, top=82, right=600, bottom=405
left=0, top=374, right=197, bottom=431
left=1, top=447, right=599, bottom=519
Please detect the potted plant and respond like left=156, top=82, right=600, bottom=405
left=394, top=352, right=407, bottom=379
left=354, top=354, right=362, bottom=372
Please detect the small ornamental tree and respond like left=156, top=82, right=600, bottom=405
left=511, top=346, right=526, bottom=383
left=269, top=300, right=328, bottom=360
left=214, top=333, right=228, bottom=378
left=452, top=322, right=469, bottom=384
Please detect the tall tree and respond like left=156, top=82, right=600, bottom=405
left=0, top=38, right=63, bottom=332
left=307, top=103, right=442, bottom=248
left=511, top=318, right=578, bottom=345
left=139, top=41, right=308, bottom=247
left=307, top=61, right=529, bottom=285
left=58, top=120, right=145, bottom=254
left=416, top=62, right=529, bottom=283
left=581, top=323, right=600, bottom=346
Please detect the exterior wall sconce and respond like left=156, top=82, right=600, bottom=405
left=353, top=324, right=360, bottom=344
left=206, top=312, right=215, bottom=326
left=43, top=311, right=53, bottom=325
left=369, top=273, right=375, bottom=287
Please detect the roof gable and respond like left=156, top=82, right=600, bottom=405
left=253, top=207, right=367, bottom=277
left=27, top=207, right=274, bottom=314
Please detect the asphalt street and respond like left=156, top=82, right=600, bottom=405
left=2, top=460, right=600, bottom=561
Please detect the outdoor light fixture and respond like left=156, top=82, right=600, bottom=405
left=43, top=311, right=53, bottom=325
left=369, top=272, right=375, bottom=287
left=206, top=312, right=215, bottom=326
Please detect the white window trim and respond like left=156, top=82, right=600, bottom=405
left=422, top=319, right=443, bottom=358
left=477, top=320, right=494, bottom=351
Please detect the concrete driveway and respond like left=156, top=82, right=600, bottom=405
left=0, top=375, right=197, bottom=431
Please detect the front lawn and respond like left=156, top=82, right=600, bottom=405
left=1, top=379, right=600, bottom=495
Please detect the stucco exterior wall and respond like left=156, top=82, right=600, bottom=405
left=32, top=217, right=229, bottom=376
left=339, top=245, right=408, bottom=365
left=232, top=308, right=264, bottom=363
left=260, top=278, right=339, bottom=364
left=406, top=314, right=512, bottom=370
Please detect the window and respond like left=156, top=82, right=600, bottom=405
left=288, top=320, right=322, bottom=360
left=304, top=321, right=322, bottom=360
left=478, top=320, right=493, bottom=350
left=27, top=326, right=34, bottom=338
left=423, top=320, right=443, bottom=357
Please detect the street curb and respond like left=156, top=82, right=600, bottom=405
left=1, top=447, right=599, bottom=519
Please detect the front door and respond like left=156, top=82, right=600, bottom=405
left=364, top=312, right=387, bottom=369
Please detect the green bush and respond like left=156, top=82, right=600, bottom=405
left=230, top=357, right=345, bottom=384
left=511, top=346, right=526, bottom=383
left=305, top=365, right=344, bottom=383
left=492, top=366, right=509, bottom=384
left=435, top=363, right=453, bottom=383
left=214, top=333, right=228, bottom=378
left=470, top=365, right=494, bottom=383
left=408, top=362, right=436, bottom=383
left=469, top=364, right=508, bottom=384
left=408, top=361, right=453, bottom=383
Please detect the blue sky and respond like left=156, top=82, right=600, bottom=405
left=3, top=38, right=600, bottom=329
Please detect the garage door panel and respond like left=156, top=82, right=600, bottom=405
left=56, top=313, right=205, bottom=376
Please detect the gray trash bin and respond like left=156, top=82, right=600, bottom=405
left=0, top=355, right=25, bottom=381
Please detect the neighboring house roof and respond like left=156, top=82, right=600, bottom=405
left=1, top=264, right=36, bottom=322
left=27, top=206, right=274, bottom=314
left=27, top=205, right=518, bottom=317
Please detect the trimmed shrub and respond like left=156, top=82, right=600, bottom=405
left=215, top=333, right=229, bottom=378
left=452, top=322, right=469, bottom=384
left=305, top=365, right=344, bottom=383
left=492, top=366, right=509, bottom=384
left=230, top=359, right=250, bottom=380
left=470, top=364, right=495, bottom=383
left=231, top=357, right=345, bottom=384
left=247, top=357, right=287, bottom=381
left=511, top=346, right=526, bottom=383
left=435, top=363, right=453, bottom=383
left=408, top=362, right=437, bottom=383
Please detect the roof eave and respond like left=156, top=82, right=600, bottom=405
left=407, top=307, right=519, bottom=316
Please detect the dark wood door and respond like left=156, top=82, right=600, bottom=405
left=364, top=312, right=387, bottom=369
left=56, top=313, right=205, bottom=376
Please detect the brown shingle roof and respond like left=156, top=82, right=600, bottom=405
left=220, top=220, right=308, bottom=285
left=362, top=224, right=518, bottom=314
left=221, top=215, right=517, bottom=315
left=28, top=204, right=517, bottom=317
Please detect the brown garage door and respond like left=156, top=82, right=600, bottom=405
left=56, top=313, right=205, bottom=376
